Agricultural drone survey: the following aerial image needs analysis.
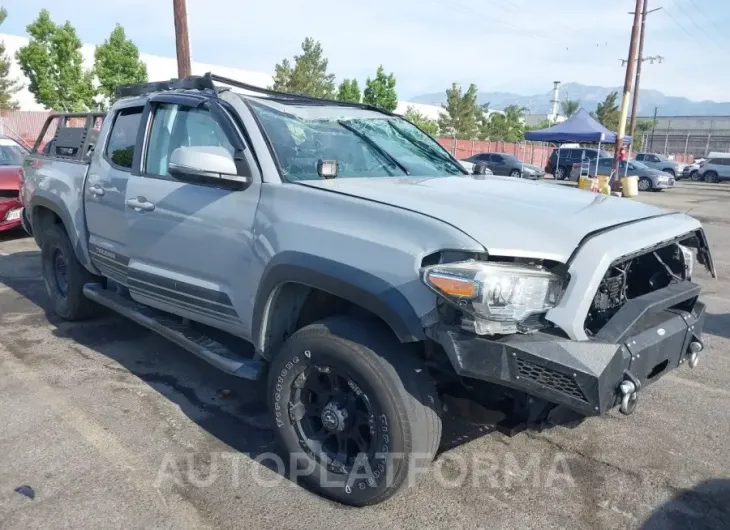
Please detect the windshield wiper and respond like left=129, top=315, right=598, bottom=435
left=337, top=120, right=410, bottom=176
left=386, top=121, right=465, bottom=174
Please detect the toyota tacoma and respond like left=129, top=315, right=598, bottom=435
left=20, top=74, right=715, bottom=506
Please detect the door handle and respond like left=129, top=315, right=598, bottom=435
left=126, top=197, right=155, bottom=212
left=89, top=184, right=105, bottom=197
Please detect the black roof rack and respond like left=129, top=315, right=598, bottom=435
left=114, top=72, right=393, bottom=115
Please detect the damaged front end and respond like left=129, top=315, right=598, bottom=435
left=423, top=225, right=715, bottom=421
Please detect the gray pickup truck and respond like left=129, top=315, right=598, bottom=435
left=21, top=74, right=715, bottom=506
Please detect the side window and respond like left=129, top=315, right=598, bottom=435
left=105, top=107, right=143, bottom=170
left=477, top=153, right=490, bottom=161
left=572, top=149, right=584, bottom=160
left=145, top=103, right=234, bottom=178
left=492, top=154, right=503, bottom=163
left=636, top=154, right=645, bottom=161
left=649, top=155, right=660, bottom=163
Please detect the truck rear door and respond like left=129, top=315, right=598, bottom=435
left=85, top=104, right=144, bottom=284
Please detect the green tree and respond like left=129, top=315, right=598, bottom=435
left=94, top=24, right=147, bottom=105
left=560, top=99, right=580, bottom=118
left=16, top=9, right=95, bottom=111
left=632, top=119, right=655, bottom=151
left=363, top=65, right=398, bottom=112
left=481, top=105, right=527, bottom=142
left=592, top=91, right=620, bottom=132
left=336, top=78, right=361, bottom=103
left=0, top=8, right=22, bottom=110
left=438, top=83, right=480, bottom=139
left=271, top=37, right=335, bottom=98
left=403, top=106, right=438, bottom=136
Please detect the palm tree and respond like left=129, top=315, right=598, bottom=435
left=560, top=99, right=580, bottom=118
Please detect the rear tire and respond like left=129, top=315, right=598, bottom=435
left=268, top=315, right=441, bottom=506
left=704, top=171, right=718, bottom=183
left=555, top=166, right=568, bottom=180
left=40, top=223, right=98, bottom=320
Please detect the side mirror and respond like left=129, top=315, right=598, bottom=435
left=473, top=162, right=489, bottom=175
left=168, top=146, right=252, bottom=189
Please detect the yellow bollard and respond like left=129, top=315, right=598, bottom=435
left=621, top=175, right=639, bottom=197
left=578, top=176, right=594, bottom=190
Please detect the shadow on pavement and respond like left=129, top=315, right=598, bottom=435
left=640, top=478, right=730, bottom=529
left=704, top=313, right=730, bottom=340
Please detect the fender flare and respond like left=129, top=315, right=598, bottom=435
left=28, top=193, right=95, bottom=271
left=253, top=252, right=426, bottom=351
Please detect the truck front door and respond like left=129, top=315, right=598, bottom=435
left=124, top=95, right=262, bottom=339
left=85, top=104, right=144, bottom=284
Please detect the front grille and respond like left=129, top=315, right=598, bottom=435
left=0, top=190, right=19, bottom=199
left=516, top=357, right=587, bottom=402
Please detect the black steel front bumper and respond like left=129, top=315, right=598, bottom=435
left=435, top=281, right=705, bottom=416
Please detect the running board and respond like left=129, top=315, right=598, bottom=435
left=83, top=283, right=263, bottom=380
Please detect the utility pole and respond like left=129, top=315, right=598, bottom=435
left=611, top=0, right=643, bottom=191
left=629, top=2, right=663, bottom=140
left=173, top=0, right=192, bottom=78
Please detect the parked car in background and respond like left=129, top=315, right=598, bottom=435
left=682, top=159, right=704, bottom=181
left=546, top=147, right=612, bottom=180
left=698, top=155, right=730, bottom=183
left=634, top=153, right=685, bottom=178
left=569, top=158, right=675, bottom=191
left=0, top=137, right=28, bottom=233
left=463, top=152, right=544, bottom=179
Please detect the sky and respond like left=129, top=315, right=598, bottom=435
left=2, top=0, right=730, bottom=102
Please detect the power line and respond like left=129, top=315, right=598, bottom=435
left=686, top=0, right=729, bottom=42
left=668, top=0, right=726, bottom=50
left=660, top=7, right=706, bottom=50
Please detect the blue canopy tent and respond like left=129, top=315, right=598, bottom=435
left=524, top=109, right=632, bottom=145
left=524, top=109, right=631, bottom=179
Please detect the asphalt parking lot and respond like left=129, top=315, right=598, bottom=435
left=1, top=180, right=729, bottom=529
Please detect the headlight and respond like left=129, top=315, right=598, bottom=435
left=421, top=261, right=566, bottom=335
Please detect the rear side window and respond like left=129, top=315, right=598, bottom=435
left=105, top=107, right=143, bottom=170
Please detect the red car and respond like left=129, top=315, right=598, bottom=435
left=0, top=138, right=28, bottom=233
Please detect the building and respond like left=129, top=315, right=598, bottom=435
left=635, top=115, right=730, bottom=157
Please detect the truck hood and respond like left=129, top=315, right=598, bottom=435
left=300, top=175, right=672, bottom=262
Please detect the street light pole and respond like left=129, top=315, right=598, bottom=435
left=611, top=0, right=644, bottom=192
left=173, top=0, right=192, bottom=78
left=629, top=2, right=663, bottom=140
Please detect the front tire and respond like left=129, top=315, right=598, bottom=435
left=638, top=177, right=653, bottom=192
left=664, top=168, right=676, bottom=177
left=690, top=170, right=702, bottom=182
left=40, top=223, right=98, bottom=320
left=268, top=316, right=441, bottom=506
left=509, top=169, right=521, bottom=178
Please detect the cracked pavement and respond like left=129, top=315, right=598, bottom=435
left=1, top=180, right=729, bottom=529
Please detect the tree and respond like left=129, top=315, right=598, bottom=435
left=16, top=10, right=95, bottom=111
left=560, top=99, right=580, bottom=118
left=271, top=38, right=335, bottom=98
left=593, top=91, right=620, bottom=132
left=363, top=65, right=398, bottom=112
left=403, top=106, right=438, bottom=136
left=337, top=78, right=361, bottom=103
left=438, top=83, right=480, bottom=139
left=0, top=8, right=22, bottom=110
left=94, top=24, right=147, bottom=105
left=481, top=105, right=527, bottom=142
left=632, top=119, right=655, bottom=151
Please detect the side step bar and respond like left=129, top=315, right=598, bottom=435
left=83, top=283, right=264, bottom=380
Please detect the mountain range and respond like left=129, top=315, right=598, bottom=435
left=409, top=83, right=730, bottom=117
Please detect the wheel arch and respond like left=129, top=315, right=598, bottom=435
left=253, top=252, right=426, bottom=360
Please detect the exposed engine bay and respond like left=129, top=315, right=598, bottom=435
left=584, top=242, right=690, bottom=336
